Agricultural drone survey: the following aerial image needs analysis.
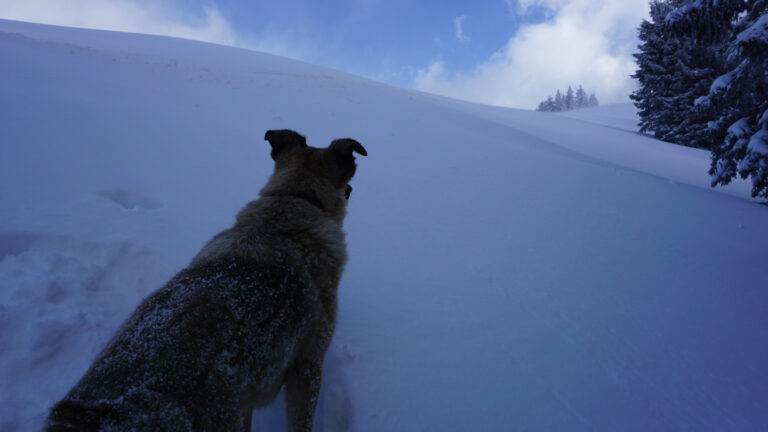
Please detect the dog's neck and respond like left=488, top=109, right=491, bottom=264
left=269, top=191, right=326, bottom=212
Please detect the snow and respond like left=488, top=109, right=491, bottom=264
left=2, top=19, right=768, bottom=432
left=709, top=64, right=739, bottom=94
left=556, top=103, right=642, bottom=132
left=747, top=129, right=768, bottom=156
left=728, top=117, right=752, bottom=137
left=664, top=0, right=703, bottom=26
left=736, top=13, right=768, bottom=45
left=760, top=108, right=768, bottom=127
left=694, top=94, right=710, bottom=106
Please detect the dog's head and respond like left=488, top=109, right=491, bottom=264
left=260, top=129, right=367, bottom=221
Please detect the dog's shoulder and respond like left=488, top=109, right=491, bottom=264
left=191, top=198, right=347, bottom=270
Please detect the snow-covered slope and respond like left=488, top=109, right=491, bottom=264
left=1, top=19, right=767, bottom=431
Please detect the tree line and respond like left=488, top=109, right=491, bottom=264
left=536, top=85, right=599, bottom=112
left=631, top=0, right=768, bottom=199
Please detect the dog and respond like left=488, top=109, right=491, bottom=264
left=46, top=129, right=367, bottom=432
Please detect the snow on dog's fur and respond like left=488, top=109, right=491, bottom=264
left=46, top=129, right=366, bottom=432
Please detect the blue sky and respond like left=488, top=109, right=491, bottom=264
left=204, top=0, right=556, bottom=86
left=0, top=0, right=649, bottom=108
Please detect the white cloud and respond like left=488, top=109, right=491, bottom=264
left=454, top=15, right=469, bottom=43
left=415, top=0, right=649, bottom=109
left=0, top=0, right=314, bottom=60
left=0, top=0, right=237, bottom=45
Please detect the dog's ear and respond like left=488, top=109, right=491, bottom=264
left=264, top=129, right=307, bottom=162
left=327, top=138, right=367, bottom=184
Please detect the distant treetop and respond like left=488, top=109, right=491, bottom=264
left=536, top=85, right=599, bottom=112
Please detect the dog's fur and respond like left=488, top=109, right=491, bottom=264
left=45, top=129, right=366, bottom=432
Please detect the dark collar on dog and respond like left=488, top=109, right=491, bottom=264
left=271, top=191, right=326, bottom=212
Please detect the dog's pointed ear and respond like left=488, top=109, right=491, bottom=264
left=329, top=138, right=367, bottom=157
left=327, top=138, right=367, bottom=184
left=264, top=129, right=307, bottom=162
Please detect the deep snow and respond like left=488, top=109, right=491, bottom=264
left=1, top=19, right=767, bottom=431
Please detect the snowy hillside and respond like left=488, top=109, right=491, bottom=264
left=1, top=19, right=768, bottom=431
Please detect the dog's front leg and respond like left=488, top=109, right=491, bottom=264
left=285, top=360, right=322, bottom=432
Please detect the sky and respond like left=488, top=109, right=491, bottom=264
left=0, top=0, right=649, bottom=109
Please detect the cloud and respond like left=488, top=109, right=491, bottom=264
left=454, top=15, right=469, bottom=43
left=415, top=0, right=649, bottom=109
left=0, top=0, right=314, bottom=60
left=0, top=0, right=238, bottom=45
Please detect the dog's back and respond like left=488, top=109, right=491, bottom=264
left=48, top=252, right=317, bottom=430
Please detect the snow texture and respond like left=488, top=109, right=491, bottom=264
left=727, top=117, right=751, bottom=138
left=747, top=129, right=768, bottom=156
left=1, top=18, right=768, bottom=432
left=736, top=13, right=768, bottom=45
left=664, top=0, right=703, bottom=25
left=709, top=63, right=739, bottom=94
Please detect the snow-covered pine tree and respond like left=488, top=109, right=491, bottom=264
left=631, top=0, right=721, bottom=149
left=631, top=2, right=671, bottom=138
left=554, top=90, right=564, bottom=112
left=667, top=0, right=768, bottom=198
left=564, top=86, right=575, bottom=111
left=536, top=96, right=560, bottom=112
left=543, top=96, right=557, bottom=111
left=536, top=87, right=599, bottom=112
left=575, top=85, right=589, bottom=108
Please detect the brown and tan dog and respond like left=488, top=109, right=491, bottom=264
left=46, top=129, right=366, bottom=432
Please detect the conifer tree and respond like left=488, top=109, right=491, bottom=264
left=666, top=0, right=768, bottom=198
left=564, top=86, right=575, bottom=111
left=546, top=96, right=556, bottom=111
left=631, top=2, right=672, bottom=138
left=631, top=0, right=721, bottom=149
left=575, top=85, right=589, bottom=108
left=535, top=96, right=557, bottom=112
left=554, top=90, right=564, bottom=112
left=535, top=87, right=599, bottom=112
